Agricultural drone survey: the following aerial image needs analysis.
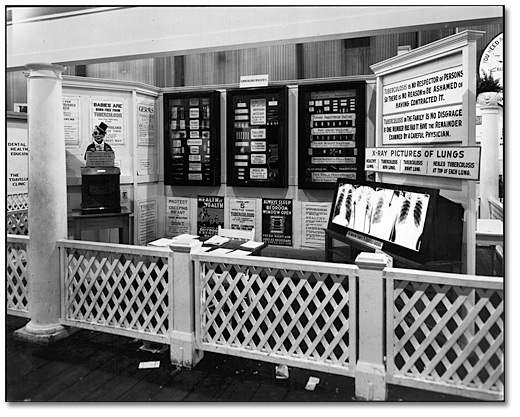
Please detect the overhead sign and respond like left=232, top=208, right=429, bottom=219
left=365, top=146, right=481, bottom=180
left=240, top=74, right=269, bottom=88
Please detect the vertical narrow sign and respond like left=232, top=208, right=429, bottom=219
left=166, top=197, right=191, bottom=236
left=197, top=195, right=224, bottom=239
left=262, top=198, right=293, bottom=246
left=137, top=199, right=157, bottom=244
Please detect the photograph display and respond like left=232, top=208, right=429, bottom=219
left=331, top=182, right=430, bottom=252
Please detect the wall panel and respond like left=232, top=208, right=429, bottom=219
left=85, top=58, right=155, bottom=85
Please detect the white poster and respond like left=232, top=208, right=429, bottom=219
left=138, top=199, right=157, bottom=245
left=301, top=202, right=331, bottom=248
left=63, top=96, right=80, bottom=146
left=382, top=66, right=465, bottom=144
left=166, top=197, right=191, bottom=236
left=91, top=98, right=125, bottom=145
left=137, top=99, right=156, bottom=146
left=7, top=127, right=29, bottom=194
left=229, top=198, right=256, bottom=231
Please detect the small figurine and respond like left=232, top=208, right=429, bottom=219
left=85, top=122, right=113, bottom=159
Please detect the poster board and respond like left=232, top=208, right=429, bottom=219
left=370, top=30, right=484, bottom=273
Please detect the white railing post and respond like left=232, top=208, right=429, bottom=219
left=168, top=242, right=203, bottom=368
left=355, top=252, right=388, bottom=401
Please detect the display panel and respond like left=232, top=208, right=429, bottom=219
left=163, top=91, right=220, bottom=186
left=327, top=178, right=455, bottom=264
left=226, top=86, right=288, bottom=188
left=330, top=181, right=431, bottom=252
left=298, top=81, right=366, bottom=189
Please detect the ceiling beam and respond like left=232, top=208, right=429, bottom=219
left=7, top=6, right=503, bottom=71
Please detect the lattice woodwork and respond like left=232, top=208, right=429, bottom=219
left=6, top=236, right=29, bottom=315
left=6, top=210, right=29, bottom=235
left=7, top=193, right=29, bottom=211
left=197, top=258, right=355, bottom=374
left=63, top=246, right=170, bottom=336
left=388, top=277, right=504, bottom=399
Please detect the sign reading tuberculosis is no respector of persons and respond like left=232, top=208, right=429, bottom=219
left=382, top=66, right=465, bottom=145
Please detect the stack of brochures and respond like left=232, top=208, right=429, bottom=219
left=203, top=235, right=230, bottom=246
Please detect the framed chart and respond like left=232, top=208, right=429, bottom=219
left=298, top=81, right=366, bottom=189
left=163, top=90, right=221, bottom=186
left=226, top=86, right=288, bottom=188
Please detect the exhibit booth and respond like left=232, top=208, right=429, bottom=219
left=6, top=7, right=504, bottom=402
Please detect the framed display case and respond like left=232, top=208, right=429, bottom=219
left=327, top=178, right=463, bottom=265
left=226, top=86, right=288, bottom=188
left=163, top=91, right=221, bottom=186
left=298, top=81, right=366, bottom=189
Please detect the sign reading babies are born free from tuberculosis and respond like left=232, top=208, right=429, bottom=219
left=382, top=66, right=465, bottom=145
left=91, top=98, right=126, bottom=145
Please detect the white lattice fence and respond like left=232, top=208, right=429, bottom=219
left=193, top=253, right=358, bottom=377
left=6, top=210, right=29, bottom=235
left=59, top=240, right=173, bottom=344
left=7, top=192, right=29, bottom=211
left=6, top=234, right=30, bottom=318
left=385, top=269, right=504, bottom=400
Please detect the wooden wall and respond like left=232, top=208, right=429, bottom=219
left=5, top=24, right=503, bottom=111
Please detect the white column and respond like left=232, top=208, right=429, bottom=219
left=477, top=94, right=501, bottom=219
left=355, top=252, right=388, bottom=401
left=15, top=63, right=70, bottom=345
left=168, top=242, right=203, bottom=367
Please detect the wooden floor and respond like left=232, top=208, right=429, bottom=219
left=5, top=315, right=475, bottom=403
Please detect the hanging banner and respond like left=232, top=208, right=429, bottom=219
left=365, top=146, right=481, bottom=180
left=166, top=197, right=191, bottom=236
left=137, top=98, right=156, bottom=146
left=197, top=195, right=224, bottom=239
left=262, top=198, right=293, bottom=247
left=63, top=95, right=80, bottom=146
left=382, top=66, right=465, bottom=144
left=301, top=202, right=331, bottom=248
left=91, top=98, right=125, bottom=145
left=229, top=198, right=256, bottom=231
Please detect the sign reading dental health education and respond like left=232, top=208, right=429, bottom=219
left=382, top=66, right=465, bottom=144
left=365, top=146, right=480, bottom=180
left=91, top=98, right=126, bottom=145
left=7, top=127, right=29, bottom=194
